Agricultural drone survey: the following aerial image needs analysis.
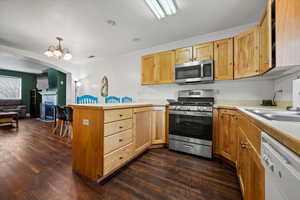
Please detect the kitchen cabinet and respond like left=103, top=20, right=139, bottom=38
left=141, top=54, right=157, bottom=85
left=218, top=109, right=237, bottom=164
left=151, top=106, right=167, bottom=144
left=193, top=42, right=214, bottom=61
left=157, top=51, right=175, bottom=84
left=215, top=108, right=265, bottom=200
left=72, top=105, right=167, bottom=182
left=175, top=47, right=193, bottom=64
left=214, top=38, right=234, bottom=80
left=237, top=126, right=251, bottom=199
left=234, top=25, right=260, bottom=79
left=276, top=0, right=300, bottom=67
left=259, top=0, right=273, bottom=73
left=133, top=107, right=152, bottom=154
left=141, top=51, right=175, bottom=85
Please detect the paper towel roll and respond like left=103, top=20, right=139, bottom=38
left=293, top=79, right=300, bottom=108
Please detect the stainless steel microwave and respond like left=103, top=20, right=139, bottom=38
left=175, top=60, right=214, bottom=84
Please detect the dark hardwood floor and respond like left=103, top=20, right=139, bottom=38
left=0, top=119, right=242, bottom=200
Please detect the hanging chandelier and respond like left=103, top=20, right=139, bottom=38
left=44, top=37, right=72, bottom=60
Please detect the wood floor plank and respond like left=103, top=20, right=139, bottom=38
left=0, top=119, right=242, bottom=200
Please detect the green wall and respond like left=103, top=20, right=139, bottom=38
left=0, top=69, right=37, bottom=111
left=44, top=68, right=66, bottom=106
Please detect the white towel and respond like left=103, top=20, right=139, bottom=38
left=293, top=79, right=300, bottom=108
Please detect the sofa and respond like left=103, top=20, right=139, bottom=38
left=0, top=100, right=27, bottom=118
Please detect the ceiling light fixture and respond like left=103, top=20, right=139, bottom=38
left=44, top=37, right=72, bottom=60
left=145, top=0, right=177, bottom=20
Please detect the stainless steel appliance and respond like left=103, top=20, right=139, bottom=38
left=175, top=60, right=214, bottom=84
left=168, top=89, right=214, bottom=158
left=261, top=132, right=300, bottom=200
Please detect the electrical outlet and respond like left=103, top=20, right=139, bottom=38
left=82, top=119, right=89, bottom=126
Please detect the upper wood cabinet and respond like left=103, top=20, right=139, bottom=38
left=141, top=51, right=175, bottom=85
left=193, top=42, right=214, bottom=61
left=141, top=54, right=157, bottom=85
left=234, top=25, right=260, bottom=79
left=133, top=107, right=152, bottom=154
left=219, top=109, right=238, bottom=164
left=276, top=0, right=300, bottom=67
left=151, top=106, right=167, bottom=145
left=259, top=0, right=273, bottom=73
left=157, top=51, right=175, bottom=84
left=175, top=47, right=193, bottom=64
left=214, top=38, right=234, bottom=80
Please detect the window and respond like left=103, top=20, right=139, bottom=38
left=0, top=75, right=22, bottom=99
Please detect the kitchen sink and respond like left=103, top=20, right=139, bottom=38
left=245, top=109, right=300, bottom=122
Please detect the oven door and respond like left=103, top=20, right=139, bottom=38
left=169, top=110, right=212, bottom=145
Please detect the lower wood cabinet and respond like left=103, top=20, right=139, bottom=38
left=72, top=105, right=168, bottom=182
left=151, top=106, right=167, bottom=144
left=133, top=107, right=152, bottom=154
left=215, top=108, right=264, bottom=200
left=218, top=109, right=238, bottom=164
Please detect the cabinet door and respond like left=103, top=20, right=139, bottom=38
left=234, top=26, right=260, bottom=79
left=214, top=38, right=234, bottom=80
left=249, top=145, right=265, bottom=200
left=276, top=0, right=300, bottom=67
left=133, top=107, right=152, bottom=154
left=237, top=127, right=250, bottom=199
left=260, top=0, right=272, bottom=73
left=213, top=109, right=221, bottom=155
left=151, top=107, right=167, bottom=144
left=219, top=109, right=237, bottom=163
left=141, top=54, right=158, bottom=85
left=175, top=47, right=193, bottom=64
left=157, top=51, right=175, bottom=84
left=193, top=42, right=214, bottom=61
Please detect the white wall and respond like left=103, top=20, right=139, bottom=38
left=274, top=71, right=300, bottom=102
left=75, top=23, right=275, bottom=103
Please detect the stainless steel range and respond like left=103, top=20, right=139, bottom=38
left=168, top=89, right=214, bottom=158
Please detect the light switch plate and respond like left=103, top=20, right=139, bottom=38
left=82, top=119, right=89, bottom=126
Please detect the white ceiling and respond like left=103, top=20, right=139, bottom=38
left=0, top=0, right=265, bottom=64
left=0, top=52, right=50, bottom=74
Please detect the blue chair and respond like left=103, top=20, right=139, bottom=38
left=105, top=96, right=120, bottom=103
left=121, top=97, right=133, bottom=103
left=77, top=95, right=98, bottom=104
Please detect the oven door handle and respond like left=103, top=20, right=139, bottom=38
left=169, top=110, right=212, bottom=117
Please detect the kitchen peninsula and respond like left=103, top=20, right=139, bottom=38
left=71, top=103, right=168, bottom=181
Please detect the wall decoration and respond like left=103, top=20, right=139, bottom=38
left=101, top=76, right=108, bottom=97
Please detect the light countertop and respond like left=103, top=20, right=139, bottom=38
left=215, top=104, right=300, bottom=155
left=70, top=102, right=168, bottom=110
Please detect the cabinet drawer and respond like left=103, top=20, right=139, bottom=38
left=104, top=109, right=133, bottom=123
left=104, top=129, right=132, bottom=154
left=103, top=143, right=133, bottom=175
left=104, top=119, right=132, bottom=136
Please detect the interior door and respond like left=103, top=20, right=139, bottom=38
left=193, top=42, right=214, bottom=61
left=175, top=47, right=193, bottom=64
left=157, top=51, right=175, bottom=84
left=214, top=38, right=234, bottom=80
left=234, top=25, right=260, bottom=79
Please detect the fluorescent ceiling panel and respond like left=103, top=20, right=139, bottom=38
left=145, top=0, right=177, bottom=20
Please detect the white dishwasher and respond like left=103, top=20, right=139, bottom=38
left=261, top=132, right=300, bottom=200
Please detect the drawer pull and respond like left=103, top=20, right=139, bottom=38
left=119, top=138, right=123, bottom=142
left=119, top=156, right=123, bottom=160
left=119, top=126, right=123, bottom=129
left=119, top=114, right=123, bottom=117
